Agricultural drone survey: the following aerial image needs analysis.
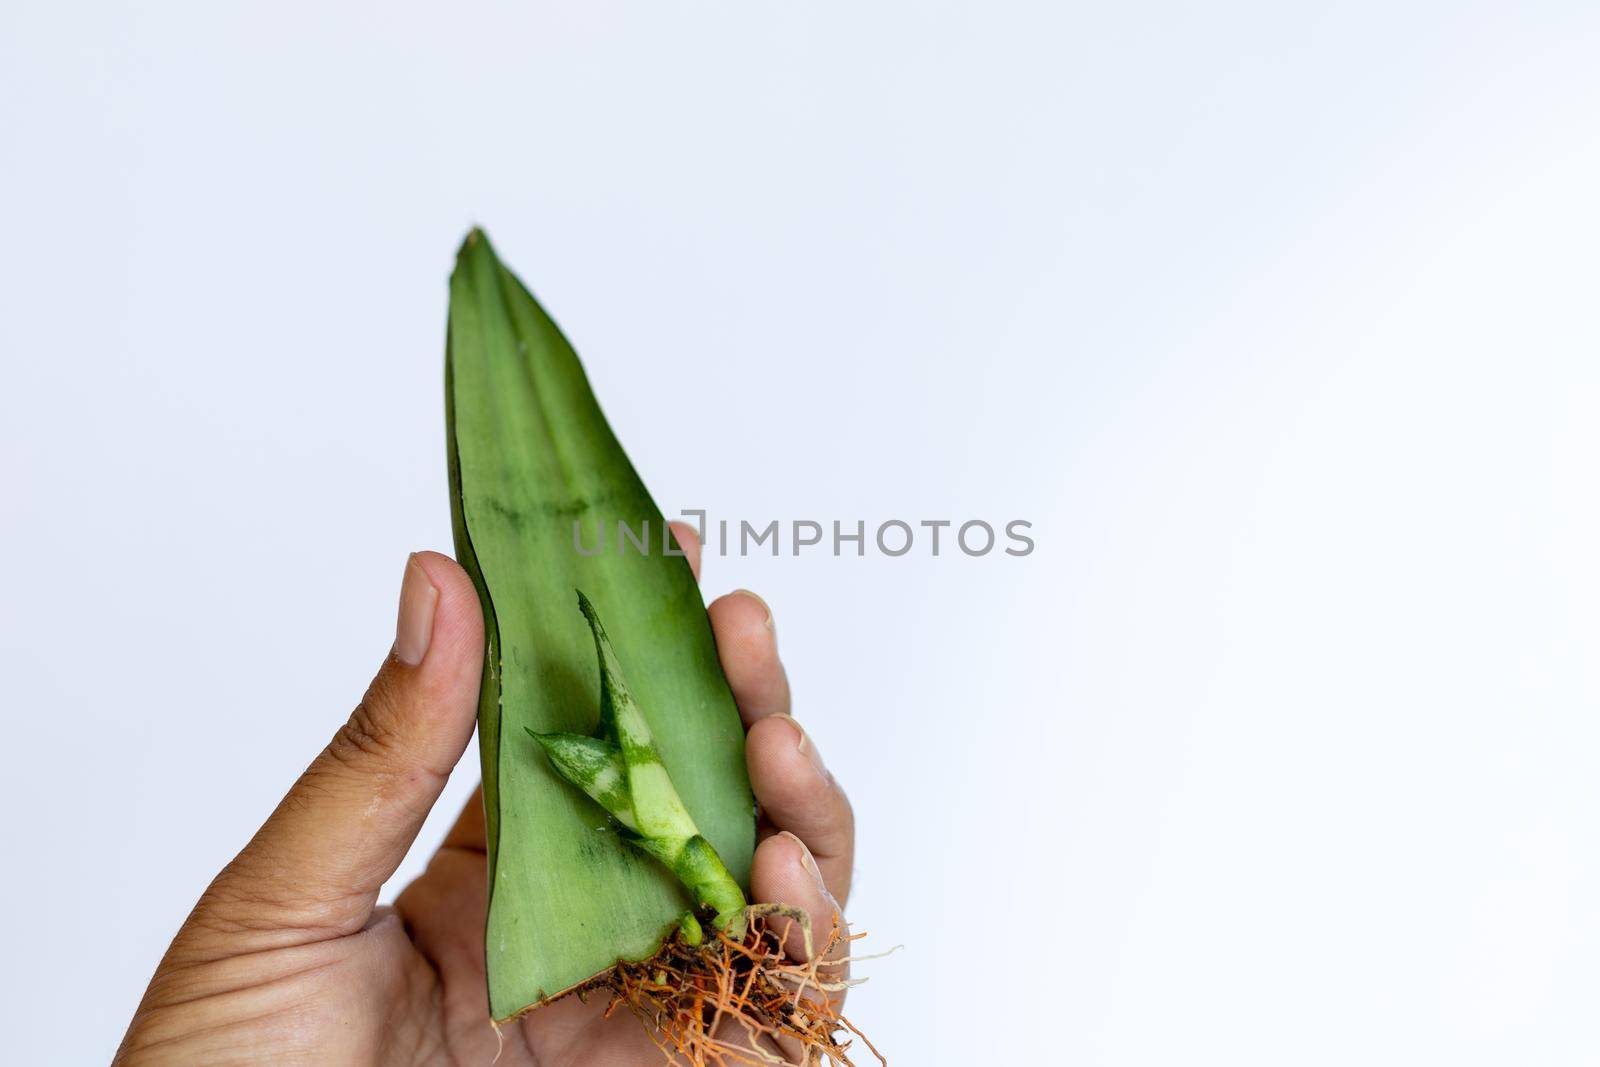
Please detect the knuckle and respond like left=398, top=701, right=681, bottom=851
left=323, top=699, right=400, bottom=772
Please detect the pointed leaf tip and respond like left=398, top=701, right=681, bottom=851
left=575, top=590, right=608, bottom=641
left=453, top=225, right=496, bottom=267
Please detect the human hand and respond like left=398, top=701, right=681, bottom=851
left=115, top=524, right=854, bottom=1065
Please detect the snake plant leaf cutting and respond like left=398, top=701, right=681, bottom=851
left=445, top=230, right=754, bottom=1022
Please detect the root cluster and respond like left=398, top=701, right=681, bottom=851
left=593, top=904, right=883, bottom=1066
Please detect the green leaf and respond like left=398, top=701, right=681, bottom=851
left=445, top=229, right=754, bottom=1021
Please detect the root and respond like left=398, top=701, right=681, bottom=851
left=593, top=906, right=885, bottom=1066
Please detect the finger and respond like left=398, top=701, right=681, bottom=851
left=392, top=844, right=495, bottom=1039
left=708, top=590, right=790, bottom=724
left=751, top=831, right=847, bottom=966
left=440, top=784, right=486, bottom=853
left=746, top=714, right=854, bottom=904
left=669, top=519, right=702, bottom=582
left=748, top=833, right=851, bottom=1066
left=185, top=552, right=485, bottom=957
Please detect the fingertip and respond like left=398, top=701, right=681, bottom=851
left=746, top=714, right=819, bottom=792
left=668, top=520, right=703, bottom=582
left=362, top=550, right=484, bottom=765
left=708, top=590, right=789, bottom=723
left=726, top=588, right=774, bottom=635
left=408, top=550, right=477, bottom=620
left=407, top=551, right=486, bottom=678
left=748, top=716, right=825, bottom=777
left=751, top=831, right=841, bottom=963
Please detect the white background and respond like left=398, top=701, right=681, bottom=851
left=4, top=2, right=1600, bottom=1063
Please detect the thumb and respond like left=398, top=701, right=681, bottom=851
left=178, top=551, right=484, bottom=961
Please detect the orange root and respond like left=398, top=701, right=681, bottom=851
left=592, top=907, right=883, bottom=1066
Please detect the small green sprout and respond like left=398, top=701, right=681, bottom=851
left=528, top=592, right=748, bottom=941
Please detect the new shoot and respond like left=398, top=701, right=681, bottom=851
left=529, top=592, right=747, bottom=942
